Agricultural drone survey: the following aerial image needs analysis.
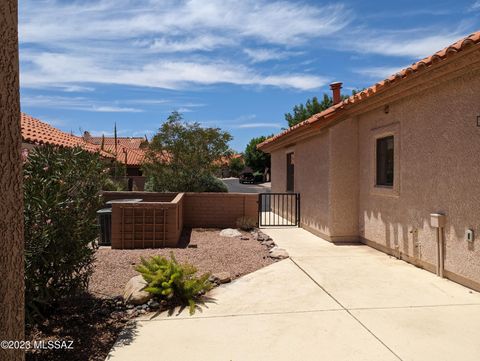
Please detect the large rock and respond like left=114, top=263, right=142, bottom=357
left=220, top=228, right=242, bottom=237
left=256, top=232, right=271, bottom=242
left=123, top=275, right=152, bottom=305
left=261, top=240, right=275, bottom=247
left=269, top=248, right=289, bottom=259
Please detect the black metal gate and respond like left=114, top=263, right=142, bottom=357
left=258, top=193, right=300, bottom=227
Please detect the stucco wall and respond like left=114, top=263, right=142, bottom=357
left=271, top=150, right=286, bottom=193
left=358, top=69, right=480, bottom=288
left=270, top=133, right=331, bottom=237
left=328, top=117, right=359, bottom=241
left=296, top=133, right=331, bottom=236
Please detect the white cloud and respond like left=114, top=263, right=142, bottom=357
left=343, top=31, right=468, bottom=58
left=19, top=0, right=347, bottom=91
left=19, top=0, right=351, bottom=45
left=21, top=95, right=143, bottom=113
left=21, top=53, right=329, bottom=91
left=354, top=66, right=406, bottom=79
left=93, top=106, right=142, bottom=113
left=147, top=35, right=234, bottom=53
left=234, top=122, right=283, bottom=129
left=471, top=1, right=480, bottom=10
left=243, top=48, right=302, bottom=63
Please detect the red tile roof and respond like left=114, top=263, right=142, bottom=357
left=21, top=113, right=112, bottom=157
left=101, top=143, right=145, bottom=166
left=21, top=113, right=148, bottom=166
left=258, top=31, right=480, bottom=150
left=85, top=135, right=146, bottom=149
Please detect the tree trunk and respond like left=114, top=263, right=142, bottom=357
left=0, top=1, right=24, bottom=360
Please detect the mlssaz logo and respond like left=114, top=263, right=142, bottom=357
left=34, top=340, right=74, bottom=350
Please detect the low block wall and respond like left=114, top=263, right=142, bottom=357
left=111, top=193, right=184, bottom=249
left=103, top=191, right=178, bottom=203
left=103, top=191, right=258, bottom=248
left=183, top=193, right=258, bottom=228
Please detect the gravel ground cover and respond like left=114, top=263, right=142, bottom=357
left=26, top=228, right=275, bottom=361
left=89, top=228, right=274, bottom=297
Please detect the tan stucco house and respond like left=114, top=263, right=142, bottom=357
left=258, top=31, right=480, bottom=291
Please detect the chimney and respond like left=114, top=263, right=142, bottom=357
left=330, top=82, right=343, bottom=105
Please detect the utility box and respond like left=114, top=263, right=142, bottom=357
left=97, top=208, right=112, bottom=246
left=430, top=213, right=446, bottom=228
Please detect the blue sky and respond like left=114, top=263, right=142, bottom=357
left=19, top=0, right=480, bottom=151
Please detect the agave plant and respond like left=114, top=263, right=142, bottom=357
left=135, top=253, right=212, bottom=315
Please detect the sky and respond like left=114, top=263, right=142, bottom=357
left=19, top=0, right=480, bottom=151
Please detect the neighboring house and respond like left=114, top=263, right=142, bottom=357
left=258, top=32, right=480, bottom=291
left=83, top=132, right=146, bottom=177
left=21, top=113, right=147, bottom=190
left=21, top=113, right=111, bottom=156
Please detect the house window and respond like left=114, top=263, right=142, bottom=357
left=286, top=152, right=294, bottom=192
left=376, top=136, right=394, bottom=187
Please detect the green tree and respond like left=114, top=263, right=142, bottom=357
left=284, top=90, right=365, bottom=127
left=284, top=94, right=333, bottom=127
left=143, top=111, right=232, bottom=192
left=228, top=156, right=245, bottom=177
left=244, top=136, right=271, bottom=173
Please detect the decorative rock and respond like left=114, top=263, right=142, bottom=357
left=240, top=236, right=249, bottom=240
left=269, top=248, right=289, bottom=259
left=123, top=275, right=152, bottom=305
left=220, top=228, right=242, bottom=237
left=256, top=232, right=272, bottom=242
left=261, top=240, right=275, bottom=247
left=210, top=271, right=232, bottom=284
left=148, top=300, right=160, bottom=309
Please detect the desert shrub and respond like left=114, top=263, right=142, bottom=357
left=199, top=174, right=228, bottom=192
left=24, top=145, right=108, bottom=322
left=135, top=254, right=213, bottom=315
left=145, top=173, right=227, bottom=193
left=236, top=216, right=257, bottom=231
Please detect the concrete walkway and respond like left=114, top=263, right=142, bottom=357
left=107, top=227, right=480, bottom=361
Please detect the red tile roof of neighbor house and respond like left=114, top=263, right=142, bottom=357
left=83, top=133, right=147, bottom=149
left=81, top=131, right=147, bottom=166
left=258, top=31, right=480, bottom=150
left=101, top=143, right=145, bottom=166
left=21, top=113, right=113, bottom=157
left=21, top=113, right=148, bottom=164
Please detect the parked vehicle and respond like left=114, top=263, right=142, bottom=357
left=239, top=172, right=255, bottom=184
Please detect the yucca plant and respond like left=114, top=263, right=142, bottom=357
left=135, top=254, right=212, bottom=315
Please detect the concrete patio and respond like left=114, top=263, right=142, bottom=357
left=107, top=227, right=480, bottom=361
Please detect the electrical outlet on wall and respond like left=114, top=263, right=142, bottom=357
left=466, top=229, right=474, bottom=243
